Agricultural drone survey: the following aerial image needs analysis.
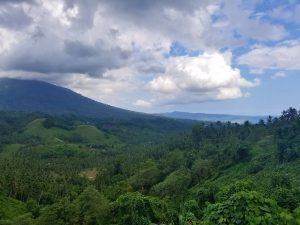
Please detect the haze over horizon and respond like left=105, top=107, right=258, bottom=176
left=0, top=0, right=299, bottom=116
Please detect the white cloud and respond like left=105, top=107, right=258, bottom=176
left=269, top=4, right=300, bottom=24
left=209, top=0, right=288, bottom=42
left=0, top=28, right=19, bottom=55
left=143, top=52, right=258, bottom=105
left=272, top=71, right=287, bottom=79
left=0, top=0, right=291, bottom=109
left=41, top=0, right=79, bottom=26
left=60, top=71, right=143, bottom=107
left=238, top=40, right=300, bottom=71
left=133, top=99, right=152, bottom=108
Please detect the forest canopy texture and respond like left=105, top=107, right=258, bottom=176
left=1, top=108, right=300, bottom=224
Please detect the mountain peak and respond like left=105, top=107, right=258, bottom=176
left=0, top=78, right=143, bottom=120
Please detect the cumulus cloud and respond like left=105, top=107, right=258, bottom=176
left=272, top=71, right=286, bottom=79
left=133, top=99, right=152, bottom=108
left=0, top=0, right=35, bottom=4
left=0, top=4, right=32, bottom=30
left=269, top=3, right=300, bottom=24
left=137, top=52, right=258, bottom=106
left=211, top=1, right=288, bottom=42
left=238, top=40, right=300, bottom=72
left=2, top=35, right=132, bottom=75
left=0, top=0, right=292, bottom=109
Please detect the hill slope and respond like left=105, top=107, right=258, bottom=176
left=0, top=78, right=145, bottom=120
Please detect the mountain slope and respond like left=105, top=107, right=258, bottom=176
left=0, top=78, right=145, bottom=120
left=160, top=111, right=267, bottom=123
left=0, top=78, right=266, bottom=123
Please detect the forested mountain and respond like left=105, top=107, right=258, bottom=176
left=0, top=78, right=147, bottom=120
left=0, top=78, right=268, bottom=124
left=160, top=111, right=267, bottom=123
left=1, top=108, right=300, bottom=224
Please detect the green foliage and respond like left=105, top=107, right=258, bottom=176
left=74, top=186, right=110, bottom=225
left=1, top=108, right=300, bottom=224
left=202, top=191, right=297, bottom=225
left=216, top=181, right=253, bottom=201
left=36, top=186, right=109, bottom=225
left=193, top=186, right=217, bottom=210
left=191, top=158, right=214, bottom=184
left=129, top=160, right=161, bottom=192
left=159, top=150, right=185, bottom=175
left=36, top=198, right=77, bottom=225
left=235, top=143, right=251, bottom=162
left=103, top=181, right=133, bottom=201
left=150, top=168, right=191, bottom=198
left=272, top=187, right=300, bottom=211
left=247, top=156, right=266, bottom=174
left=114, top=192, right=169, bottom=225
left=0, top=194, right=26, bottom=220
left=270, top=173, right=292, bottom=189
left=11, top=213, right=36, bottom=225
left=180, top=200, right=201, bottom=223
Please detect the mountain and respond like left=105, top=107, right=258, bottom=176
left=0, top=78, right=146, bottom=120
left=160, top=111, right=267, bottom=123
left=0, top=78, right=266, bottom=123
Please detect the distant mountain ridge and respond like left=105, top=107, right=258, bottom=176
left=0, top=78, right=267, bottom=123
left=160, top=111, right=267, bottom=123
left=0, top=78, right=146, bottom=120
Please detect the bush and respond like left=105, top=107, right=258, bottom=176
left=114, top=192, right=170, bottom=225
left=270, top=173, right=291, bottom=189
left=202, top=191, right=297, bottom=225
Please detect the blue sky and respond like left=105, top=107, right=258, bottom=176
left=0, top=0, right=299, bottom=115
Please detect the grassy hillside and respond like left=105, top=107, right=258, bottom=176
left=23, top=118, right=122, bottom=147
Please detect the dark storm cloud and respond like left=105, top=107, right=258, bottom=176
left=1, top=0, right=206, bottom=76
left=0, top=5, right=32, bottom=30
left=0, top=0, right=214, bottom=73
left=31, top=26, right=45, bottom=42
left=99, top=0, right=206, bottom=13
left=0, top=0, right=35, bottom=4
left=64, top=40, right=98, bottom=57
left=3, top=37, right=132, bottom=76
left=61, top=0, right=211, bottom=31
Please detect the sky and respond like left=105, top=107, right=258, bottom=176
left=0, top=0, right=299, bottom=116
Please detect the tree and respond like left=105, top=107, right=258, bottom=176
left=191, top=159, right=213, bottom=184
left=280, top=107, right=299, bottom=121
left=150, top=169, right=191, bottom=198
left=36, top=198, right=76, bottom=225
left=129, top=160, right=161, bottom=192
left=192, top=124, right=204, bottom=143
left=115, top=192, right=170, bottom=225
left=179, top=200, right=201, bottom=224
left=235, top=143, right=250, bottom=162
left=202, top=191, right=297, bottom=225
left=12, top=213, right=35, bottom=225
left=74, top=186, right=110, bottom=225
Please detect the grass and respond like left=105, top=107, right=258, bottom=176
left=22, top=118, right=123, bottom=149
